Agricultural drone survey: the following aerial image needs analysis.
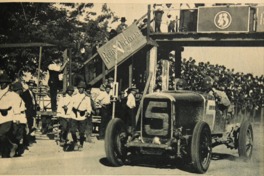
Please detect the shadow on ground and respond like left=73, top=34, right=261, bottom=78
left=211, top=152, right=238, bottom=161
left=99, top=155, right=197, bottom=173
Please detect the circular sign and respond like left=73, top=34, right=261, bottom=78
left=214, top=11, right=232, bottom=29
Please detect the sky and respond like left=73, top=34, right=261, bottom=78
left=101, top=3, right=264, bottom=76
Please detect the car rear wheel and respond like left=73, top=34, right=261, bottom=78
left=238, top=120, right=253, bottom=160
left=191, top=121, right=212, bottom=173
left=105, top=118, right=128, bottom=166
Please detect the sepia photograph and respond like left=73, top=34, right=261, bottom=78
left=0, top=0, right=263, bottom=175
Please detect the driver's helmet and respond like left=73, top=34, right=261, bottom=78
left=202, top=76, right=214, bottom=91
left=176, top=79, right=187, bottom=90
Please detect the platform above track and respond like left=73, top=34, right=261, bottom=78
left=150, top=32, right=264, bottom=47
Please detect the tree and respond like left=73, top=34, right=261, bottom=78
left=0, top=3, right=119, bottom=82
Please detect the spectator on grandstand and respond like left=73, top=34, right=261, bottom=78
left=116, top=17, right=128, bottom=34
left=153, top=4, right=164, bottom=32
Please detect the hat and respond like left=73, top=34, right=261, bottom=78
left=143, top=18, right=148, bottom=23
left=77, top=81, right=86, bottom=88
left=128, top=87, right=137, bottom=92
left=202, top=76, right=214, bottom=90
left=0, top=74, right=12, bottom=83
left=26, top=80, right=36, bottom=86
left=99, top=84, right=105, bottom=91
left=12, top=82, right=23, bottom=91
left=121, top=17, right=126, bottom=22
left=105, top=85, right=112, bottom=90
left=84, top=42, right=91, bottom=46
left=176, top=79, right=187, bottom=88
left=66, top=85, right=74, bottom=91
left=169, top=51, right=175, bottom=57
left=86, top=84, right=92, bottom=90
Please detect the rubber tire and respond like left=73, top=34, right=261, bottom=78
left=191, top=121, right=212, bottom=173
left=105, top=118, right=128, bottom=166
left=238, top=120, right=253, bottom=160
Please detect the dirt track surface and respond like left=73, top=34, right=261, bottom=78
left=0, top=124, right=263, bottom=175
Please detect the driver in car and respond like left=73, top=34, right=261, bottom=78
left=202, top=76, right=231, bottom=115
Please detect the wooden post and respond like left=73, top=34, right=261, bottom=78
left=62, top=49, right=68, bottom=92
left=261, top=105, right=264, bottom=126
left=174, top=46, right=184, bottom=78
left=129, top=64, right=133, bottom=87
left=102, top=61, right=106, bottom=84
left=135, top=72, right=152, bottom=128
left=69, top=49, right=72, bottom=86
left=176, top=15, right=179, bottom=32
left=37, top=46, right=42, bottom=105
left=147, top=4, right=151, bottom=40
left=148, top=46, right=157, bottom=93
left=161, top=60, right=170, bottom=90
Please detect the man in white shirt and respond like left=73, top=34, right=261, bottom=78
left=126, top=87, right=137, bottom=134
left=57, top=85, right=74, bottom=146
left=70, top=81, right=92, bottom=149
left=9, top=82, right=27, bottom=157
left=0, top=74, right=17, bottom=158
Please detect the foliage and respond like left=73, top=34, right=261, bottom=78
left=0, top=3, right=119, bottom=80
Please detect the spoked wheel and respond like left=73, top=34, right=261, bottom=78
left=105, top=118, right=128, bottom=166
left=191, top=121, right=212, bottom=173
left=238, top=120, right=253, bottom=161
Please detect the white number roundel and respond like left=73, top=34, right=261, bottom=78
left=214, top=11, right=232, bottom=29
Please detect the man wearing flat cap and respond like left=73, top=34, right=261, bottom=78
left=70, top=81, right=92, bottom=150
left=116, top=17, right=128, bottom=34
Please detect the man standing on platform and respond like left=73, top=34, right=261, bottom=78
left=48, top=55, right=69, bottom=112
left=153, top=4, right=164, bottom=32
left=116, top=17, right=128, bottom=34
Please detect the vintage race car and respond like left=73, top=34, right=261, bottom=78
left=104, top=90, right=253, bottom=173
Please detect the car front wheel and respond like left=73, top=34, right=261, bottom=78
left=105, top=118, right=128, bottom=166
left=191, top=121, right=212, bottom=173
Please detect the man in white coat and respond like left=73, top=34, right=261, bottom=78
left=57, top=85, right=74, bottom=146
left=70, top=81, right=92, bottom=150
left=0, top=74, right=16, bottom=158
left=9, top=81, right=27, bottom=157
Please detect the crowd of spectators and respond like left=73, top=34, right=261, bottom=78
left=155, top=56, right=264, bottom=116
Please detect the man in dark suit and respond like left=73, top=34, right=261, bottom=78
left=21, top=80, right=37, bottom=135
